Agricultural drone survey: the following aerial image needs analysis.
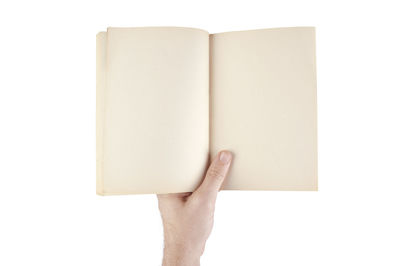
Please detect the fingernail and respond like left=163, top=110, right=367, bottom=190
left=219, top=151, right=232, bottom=164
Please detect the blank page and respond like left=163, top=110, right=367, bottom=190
left=97, top=27, right=209, bottom=195
left=210, top=27, right=318, bottom=190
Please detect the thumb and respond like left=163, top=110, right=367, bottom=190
left=194, top=150, right=233, bottom=200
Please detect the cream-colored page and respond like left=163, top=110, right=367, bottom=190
left=97, top=27, right=209, bottom=195
left=210, top=27, right=317, bottom=190
left=96, top=32, right=106, bottom=194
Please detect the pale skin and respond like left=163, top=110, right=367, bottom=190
left=157, top=150, right=233, bottom=266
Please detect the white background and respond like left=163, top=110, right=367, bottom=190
left=0, top=0, right=399, bottom=265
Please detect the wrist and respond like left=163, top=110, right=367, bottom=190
left=162, top=242, right=201, bottom=266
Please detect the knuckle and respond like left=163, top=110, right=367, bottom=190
left=193, top=196, right=215, bottom=211
left=207, top=165, right=225, bottom=181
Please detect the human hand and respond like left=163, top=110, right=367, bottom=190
left=157, top=150, right=233, bottom=266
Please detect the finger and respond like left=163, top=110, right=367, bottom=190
left=157, top=192, right=191, bottom=200
left=157, top=192, right=192, bottom=204
left=194, top=150, right=232, bottom=201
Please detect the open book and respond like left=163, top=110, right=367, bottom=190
left=96, top=27, right=317, bottom=195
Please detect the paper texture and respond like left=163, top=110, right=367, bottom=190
left=96, top=32, right=107, bottom=194
left=210, top=28, right=317, bottom=190
left=97, top=27, right=209, bottom=195
left=96, top=27, right=317, bottom=194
